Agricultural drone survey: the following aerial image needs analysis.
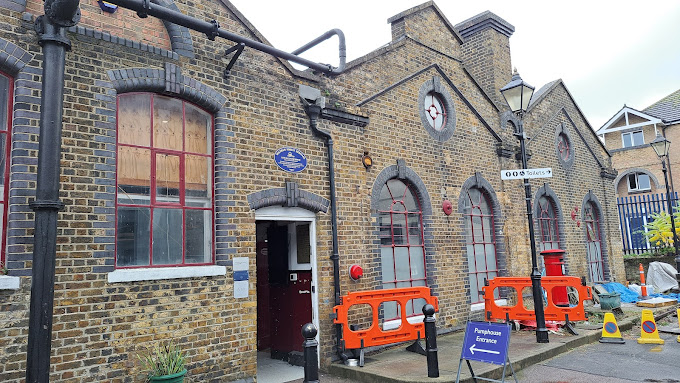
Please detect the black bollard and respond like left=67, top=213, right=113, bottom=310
left=302, top=323, right=319, bottom=383
left=423, top=304, right=439, bottom=378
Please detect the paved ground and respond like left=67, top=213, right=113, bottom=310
left=325, top=304, right=679, bottom=383
left=287, top=373, right=357, bottom=383
left=517, top=317, right=680, bottom=383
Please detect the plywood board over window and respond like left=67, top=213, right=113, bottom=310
left=116, top=92, right=214, bottom=268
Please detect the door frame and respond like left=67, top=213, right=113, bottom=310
left=255, top=206, right=319, bottom=364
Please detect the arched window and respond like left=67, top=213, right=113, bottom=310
left=0, top=72, right=12, bottom=267
left=462, top=188, right=498, bottom=304
left=584, top=201, right=604, bottom=282
left=537, top=196, right=560, bottom=252
left=116, top=93, right=214, bottom=267
left=378, top=178, right=426, bottom=317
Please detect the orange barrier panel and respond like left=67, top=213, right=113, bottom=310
left=333, top=286, right=439, bottom=350
left=483, top=276, right=592, bottom=322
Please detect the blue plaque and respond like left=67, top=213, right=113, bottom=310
left=274, top=147, right=307, bottom=173
left=460, top=321, right=511, bottom=365
left=97, top=0, right=118, bottom=13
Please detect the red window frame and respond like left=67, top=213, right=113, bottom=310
left=378, top=179, right=427, bottom=287
left=464, top=188, right=498, bottom=304
left=537, top=196, right=560, bottom=252
left=424, top=92, right=447, bottom=131
left=115, top=92, right=215, bottom=268
left=0, top=71, right=12, bottom=268
left=378, top=179, right=427, bottom=318
left=557, top=133, right=570, bottom=161
left=584, top=201, right=604, bottom=282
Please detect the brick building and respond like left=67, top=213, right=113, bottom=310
left=597, top=90, right=680, bottom=198
left=0, top=1, right=623, bottom=382
left=596, top=90, right=680, bottom=252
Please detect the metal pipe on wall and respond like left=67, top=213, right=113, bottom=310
left=26, top=1, right=81, bottom=381
left=103, top=0, right=346, bottom=74
left=303, top=100, right=347, bottom=362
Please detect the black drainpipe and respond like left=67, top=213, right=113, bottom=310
left=303, top=100, right=348, bottom=362
left=663, top=125, right=675, bottom=193
left=26, top=1, right=81, bottom=382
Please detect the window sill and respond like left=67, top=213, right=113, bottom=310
left=0, top=275, right=20, bottom=290
left=108, top=265, right=227, bottom=283
left=470, top=299, right=507, bottom=312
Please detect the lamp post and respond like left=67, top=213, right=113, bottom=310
left=650, top=133, right=680, bottom=283
left=500, top=70, right=549, bottom=343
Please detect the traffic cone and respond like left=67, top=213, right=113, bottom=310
left=639, top=263, right=649, bottom=299
left=677, top=309, right=680, bottom=343
left=637, top=309, right=664, bottom=344
left=599, top=312, right=625, bottom=344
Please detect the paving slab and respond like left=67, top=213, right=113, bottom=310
left=327, top=305, right=678, bottom=383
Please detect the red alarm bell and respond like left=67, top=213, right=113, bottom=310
left=349, top=265, right=363, bottom=281
left=442, top=200, right=453, bottom=215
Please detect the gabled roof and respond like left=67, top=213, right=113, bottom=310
left=643, top=89, right=680, bottom=124
left=596, top=106, right=662, bottom=135
left=526, top=79, right=610, bottom=158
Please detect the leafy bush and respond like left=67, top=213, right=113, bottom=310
left=643, top=210, right=680, bottom=248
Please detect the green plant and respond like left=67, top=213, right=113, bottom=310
left=0, top=261, right=6, bottom=275
left=643, top=210, right=680, bottom=248
left=138, top=340, right=186, bottom=381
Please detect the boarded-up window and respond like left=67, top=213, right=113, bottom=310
left=116, top=93, right=213, bottom=267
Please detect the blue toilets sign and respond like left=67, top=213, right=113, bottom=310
left=461, top=321, right=511, bottom=365
left=274, top=147, right=307, bottom=173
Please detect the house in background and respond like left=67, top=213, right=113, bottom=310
left=597, top=89, right=680, bottom=253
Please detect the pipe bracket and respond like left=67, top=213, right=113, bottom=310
left=35, top=16, right=72, bottom=49
left=207, top=19, right=220, bottom=41
left=223, top=43, right=245, bottom=79
left=29, top=199, right=65, bottom=211
left=136, top=0, right=150, bottom=18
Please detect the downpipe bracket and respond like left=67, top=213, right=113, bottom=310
left=35, top=16, right=72, bottom=49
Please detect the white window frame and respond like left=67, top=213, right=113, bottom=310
left=627, top=172, right=651, bottom=192
left=621, top=130, right=644, bottom=148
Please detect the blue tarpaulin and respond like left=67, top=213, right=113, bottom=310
left=601, top=282, right=680, bottom=303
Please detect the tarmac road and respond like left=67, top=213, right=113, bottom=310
left=516, top=328, right=680, bottom=383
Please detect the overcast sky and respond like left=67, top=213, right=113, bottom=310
left=229, top=0, right=680, bottom=130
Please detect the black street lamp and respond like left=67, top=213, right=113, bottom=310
left=500, top=70, right=549, bottom=343
left=650, top=133, right=680, bottom=283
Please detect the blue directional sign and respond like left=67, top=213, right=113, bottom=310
left=274, top=147, right=308, bottom=173
left=461, top=321, right=511, bottom=365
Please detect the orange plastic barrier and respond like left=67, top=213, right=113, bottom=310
left=483, top=276, right=592, bottom=322
left=333, top=286, right=439, bottom=350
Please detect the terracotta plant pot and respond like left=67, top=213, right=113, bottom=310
left=148, top=369, right=187, bottom=383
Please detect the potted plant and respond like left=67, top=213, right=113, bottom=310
left=138, top=340, right=187, bottom=383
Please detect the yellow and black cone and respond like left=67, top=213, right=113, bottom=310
left=676, top=309, right=680, bottom=343
left=599, top=312, right=625, bottom=344
left=637, top=309, right=664, bottom=344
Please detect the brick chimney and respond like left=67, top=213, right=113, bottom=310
left=454, top=11, right=515, bottom=108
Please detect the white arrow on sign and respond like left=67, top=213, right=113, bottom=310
left=500, top=167, right=553, bottom=180
left=469, top=343, right=500, bottom=355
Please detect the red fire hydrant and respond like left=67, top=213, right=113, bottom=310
left=540, top=249, right=569, bottom=306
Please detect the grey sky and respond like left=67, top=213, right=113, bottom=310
left=229, top=0, right=680, bottom=130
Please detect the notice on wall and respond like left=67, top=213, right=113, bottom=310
left=233, top=257, right=249, bottom=299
